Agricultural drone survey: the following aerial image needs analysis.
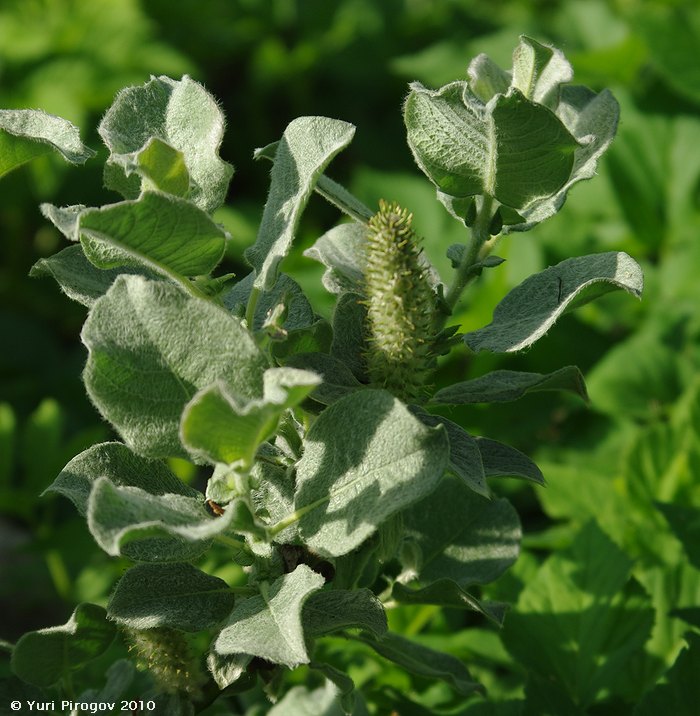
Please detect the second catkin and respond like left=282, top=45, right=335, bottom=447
left=364, top=200, right=437, bottom=402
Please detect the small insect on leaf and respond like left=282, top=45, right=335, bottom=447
left=206, top=499, right=225, bottom=517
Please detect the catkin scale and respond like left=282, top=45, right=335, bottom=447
left=364, top=200, right=436, bottom=401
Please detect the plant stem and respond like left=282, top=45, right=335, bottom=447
left=245, top=285, right=261, bottom=329
left=443, top=195, right=496, bottom=312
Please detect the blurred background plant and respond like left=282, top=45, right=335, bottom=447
left=2, top=0, right=700, bottom=711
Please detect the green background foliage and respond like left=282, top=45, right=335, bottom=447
left=2, top=0, right=700, bottom=713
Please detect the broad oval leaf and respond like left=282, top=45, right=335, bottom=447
left=463, top=252, right=643, bottom=353
left=87, top=476, right=231, bottom=561
left=291, top=390, right=449, bottom=558
left=108, top=563, right=235, bottom=631
left=404, top=475, right=521, bottom=586
left=11, top=604, right=115, bottom=687
left=79, top=192, right=227, bottom=278
left=82, top=275, right=266, bottom=458
left=245, top=116, right=356, bottom=290
left=214, top=564, right=324, bottom=669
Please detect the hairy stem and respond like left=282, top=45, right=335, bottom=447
left=443, top=195, right=496, bottom=312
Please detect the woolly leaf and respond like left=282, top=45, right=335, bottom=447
left=214, top=564, right=324, bottom=668
left=291, top=390, right=449, bottom=557
left=477, top=437, right=545, bottom=485
left=283, top=352, right=363, bottom=405
left=78, top=192, right=227, bottom=278
left=181, top=367, right=320, bottom=467
left=30, top=245, right=154, bottom=308
left=108, top=563, right=235, bottom=631
left=11, top=604, right=115, bottom=687
left=463, top=252, right=643, bottom=353
left=44, top=441, right=199, bottom=517
left=0, top=109, right=93, bottom=178
left=245, top=117, right=355, bottom=290
left=86, top=477, right=235, bottom=561
left=303, top=588, right=387, bottom=638
left=303, top=222, right=367, bottom=295
left=82, top=275, right=266, bottom=458
left=404, top=475, right=521, bottom=586
left=99, top=75, right=232, bottom=212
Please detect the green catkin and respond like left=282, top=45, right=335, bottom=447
left=364, top=200, right=437, bottom=402
left=124, top=626, right=203, bottom=697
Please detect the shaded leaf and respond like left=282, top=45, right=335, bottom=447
left=108, top=563, right=234, bottom=631
left=476, top=437, right=545, bottom=485
left=304, top=222, right=367, bottom=295
left=11, top=604, right=115, bottom=687
left=355, top=631, right=483, bottom=696
left=303, top=588, right=387, bottom=638
left=404, top=475, right=521, bottom=586
left=431, top=366, right=588, bottom=405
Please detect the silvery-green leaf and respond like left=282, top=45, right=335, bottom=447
left=404, top=475, right=521, bottom=586
left=214, top=564, right=324, bottom=668
left=309, top=662, right=356, bottom=715
left=86, top=477, right=237, bottom=561
left=463, top=252, right=643, bottom=353
left=82, top=275, right=266, bottom=458
left=405, top=82, right=579, bottom=210
left=245, top=117, right=355, bottom=290
left=44, top=442, right=199, bottom=517
left=355, top=632, right=482, bottom=696
left=107, top=563, right=235, bottom=631
left=30, top=245, right=151, bottom=308
left=40, top=203, right=86, bottom=239
left=506, top=86, right=620, bottom=231
left=134, top=137, right=190, bottom=197
left=392, top=580, right=507, bottom=625
left=303, top=588, right=387, bottom=638
left=431, top=366, right=588, bottom=404
left=0, top=109, right=94, bottom=178
left=304, top=222, right=367, bottom=295
left=181, top=367, right=320, bottom=466
left=255, top=139, right=372, bottom=224
left=467, top=54, right=511, bottom=104
left=511, top=36, right=573, bottom=108
left=78, top=192, right=227, bottom=278
left=476, top=437, right=545, bottom=485
left=292, top=390, right=449, bottom=558
left=99, top=75, right=233, bottom=212
left=221, top=271, right=314, bottom=332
